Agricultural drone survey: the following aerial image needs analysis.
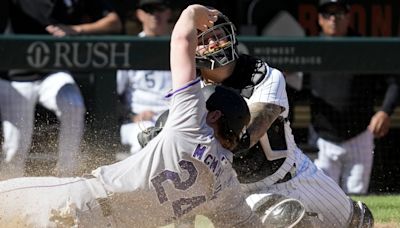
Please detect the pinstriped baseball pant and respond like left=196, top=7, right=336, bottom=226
left=314, top=130, right=374, bottom=194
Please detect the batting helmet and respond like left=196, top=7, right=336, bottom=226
left=202, top=85, right=250, bottom=141
left=137, top=85, right=250, bottom=148
left=196, top=13, right=239, bottom=70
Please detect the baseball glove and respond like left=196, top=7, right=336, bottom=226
left=137, top=126, right=163, bottom=148
left=137, top=110, right=169, bottom=148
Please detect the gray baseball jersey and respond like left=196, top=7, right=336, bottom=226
left=242, top=63, right=353, bottom=227
left=0, top=79, right=262, bottom=228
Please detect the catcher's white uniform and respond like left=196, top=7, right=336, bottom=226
left=0, top=79, right=261, bottom=228
left=242, top=63, right=353, bottom=227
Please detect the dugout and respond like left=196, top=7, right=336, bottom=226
left=0, top=35, right=399, bottom=193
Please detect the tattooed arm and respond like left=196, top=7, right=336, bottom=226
left=246, top=102, right=283, bottom=147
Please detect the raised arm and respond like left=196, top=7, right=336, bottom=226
left=170, top=5, right=218, bottom=90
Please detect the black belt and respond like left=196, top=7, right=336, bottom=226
left=274, top=163, right=296, bottom=184
left=275, top=171, right=292, bottom=184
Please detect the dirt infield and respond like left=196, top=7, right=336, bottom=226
left=5, top=124, right=122, bottom=178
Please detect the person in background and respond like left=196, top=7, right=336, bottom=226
left=309, top=0, right=399, bottom=194
left=0, top=0, right=122, bottom=178
left=116, top=0, right=174, bottom=159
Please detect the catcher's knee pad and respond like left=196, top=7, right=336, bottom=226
left=349, top=200, right=374, bottom=228
left=247, top=193, right=306, bottom=228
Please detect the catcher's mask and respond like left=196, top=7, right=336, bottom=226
left=196, top=13, right=238, bottom=70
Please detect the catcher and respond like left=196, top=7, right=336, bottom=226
left=139, top=10, right=374, bottom=228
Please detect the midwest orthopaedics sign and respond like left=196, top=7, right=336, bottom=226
left=26, top=41, right=131, bottom=69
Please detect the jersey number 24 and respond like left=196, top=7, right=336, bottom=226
left=151, top=160, right=206, bottom=218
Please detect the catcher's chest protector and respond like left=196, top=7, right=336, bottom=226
left=224, top=55, right=289, bottom=182
left=221, top=54, right=267, bottom=98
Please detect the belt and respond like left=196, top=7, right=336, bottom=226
left=274, top=163, right=296, bottom=184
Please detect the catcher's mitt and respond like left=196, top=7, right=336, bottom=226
left=137, top=126, right=163, bottom=148
left=137, top=110, right=169, bottom=148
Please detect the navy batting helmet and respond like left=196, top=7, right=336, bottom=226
left=202, top=85, right=250, bottom=141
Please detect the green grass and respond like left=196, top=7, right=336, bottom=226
left=162, top=195, right=400, bottom=228
left=351, top=194, right=400, bottom=225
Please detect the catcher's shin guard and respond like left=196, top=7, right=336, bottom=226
left=247, top=193, right=306, bottom=228
left=349, top=200, right=374, bottom=228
